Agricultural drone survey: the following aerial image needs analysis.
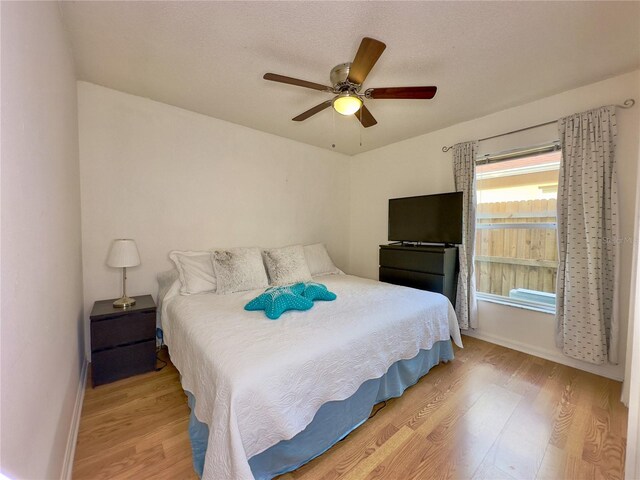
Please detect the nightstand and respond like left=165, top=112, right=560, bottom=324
left=90, top=295, right=156, bottom=387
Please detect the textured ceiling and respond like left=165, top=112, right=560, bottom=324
left=60, top=1, right=640, bottom=155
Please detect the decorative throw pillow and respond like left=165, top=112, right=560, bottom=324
left=303, top=243, right=341, bottom=277
left=301, top=282, right=337, bottom=302
left=212, top=247, right=269, bottom=294
left=169, top=251, right=216, bottom=295
left=262, top=245, right=313, bottom=286
left=245, top=283, right=313, bottom=319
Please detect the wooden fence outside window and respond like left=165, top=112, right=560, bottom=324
left=475, top=198, right=558, bottom=297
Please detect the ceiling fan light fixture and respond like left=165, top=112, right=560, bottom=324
left=332, top=93, right=362, bottom=116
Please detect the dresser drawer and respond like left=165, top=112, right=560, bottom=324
left=379, top=267, right=445, bottom=293
left=92, top=340, right=156, bottom=386
left=91, top=312, right=155, bottom=351
left=380, top=248, right=446, bottom=274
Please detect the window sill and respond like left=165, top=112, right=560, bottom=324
left=477, top=292, right=555, bottom=315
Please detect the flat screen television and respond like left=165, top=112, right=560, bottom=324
left=388, top=192, right=463, bottom=245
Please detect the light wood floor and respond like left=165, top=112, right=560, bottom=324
left=73, top=337, right=628, bottom=480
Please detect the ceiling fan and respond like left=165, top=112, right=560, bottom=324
left=263, top=37, right=437, bottom=128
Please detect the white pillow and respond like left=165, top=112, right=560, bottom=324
left=156, top=269, right=179, bottom=328
left=304, top=243, right=341, bottom=276
left=169, top=251, right=216, bottom=295
left=157, top=269, right=179, bottom=304
left=262, top=245, right=313, bottom=286
left=212, top=247, right=269, bottom=294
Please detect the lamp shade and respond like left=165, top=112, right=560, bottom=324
left=107, top=239, right=140, bottom=268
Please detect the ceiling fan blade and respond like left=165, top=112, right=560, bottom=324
left=264, top=73, right=332, bottom=92
left=292, top=100, right=333, bottom=121
left=356, top=104, right=377, bottom=128
left=367, top=86, right=437, bottom=99
left=347, top=37, right=386, bottom=85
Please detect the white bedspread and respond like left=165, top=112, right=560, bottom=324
left=162, top=274, right=462, bottom=480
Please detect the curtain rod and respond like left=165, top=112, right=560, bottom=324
left=441, top=98, right=635, bottom=153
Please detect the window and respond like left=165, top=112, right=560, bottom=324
left=475, top=145, right=561, bottom=312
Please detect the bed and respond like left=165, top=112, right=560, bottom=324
left=159, top=272, right=463, bottom=480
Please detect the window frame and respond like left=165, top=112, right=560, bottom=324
left=474, top=141, right=561, bottom=314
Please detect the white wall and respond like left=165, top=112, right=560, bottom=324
left=624, top=139, right=640, bottom=478
left=0, top=3, right=84, bottom=479
left=78, top=82, right=351, bottom=356
left=349, top=70, right=640, bottom=381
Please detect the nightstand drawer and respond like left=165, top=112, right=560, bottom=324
left=92, top=340, right=156, bottom=386
left=91, top=312, right=155, bottom=351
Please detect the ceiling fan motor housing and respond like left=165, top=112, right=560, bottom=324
left=330, top=63, right=360, bottom=92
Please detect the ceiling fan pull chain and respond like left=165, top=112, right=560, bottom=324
left=331, top=107, right=336, bottom=149
left=359, top=109, right=363, bottom=147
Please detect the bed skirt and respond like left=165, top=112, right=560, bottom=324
left=185, top=339, right=454, bottom=480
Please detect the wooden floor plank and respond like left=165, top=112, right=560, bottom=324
left=291, top=421, right=400, bottom=480
left=405, top=384, right=521, bottom=480
left=472, top=461, right=517, bottom=480
left=72, top=338, right=628, bottom=480
left=346, top=426, right=415, bottom=480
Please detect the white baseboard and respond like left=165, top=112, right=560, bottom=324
left=463, top=330, right=624, bottom=381
left=61, top=359, right=88, bottom=480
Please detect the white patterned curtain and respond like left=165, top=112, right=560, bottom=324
left=556, top=106, right=619, bottom=365
left=453, top=141, right=479, bottom=330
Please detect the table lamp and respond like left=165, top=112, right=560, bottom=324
left=107, top=239, right=140, bottom=308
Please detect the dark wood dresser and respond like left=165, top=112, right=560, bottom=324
left=379, top=244, right=459, bottom=306
left=90, top=295, right=156, bottom=387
